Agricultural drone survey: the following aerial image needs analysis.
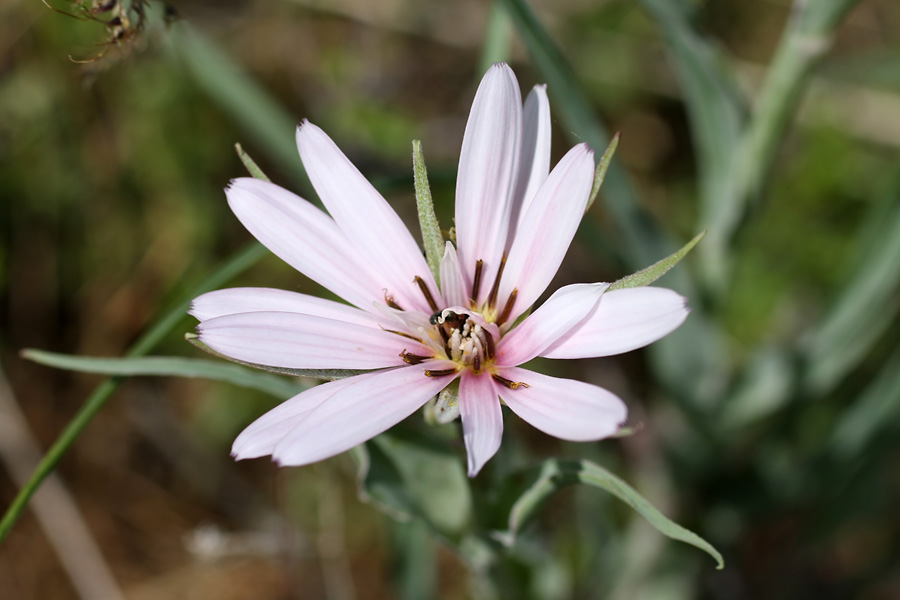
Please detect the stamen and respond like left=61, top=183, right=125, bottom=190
left=384, top=290, right=403, bottom=310
left=425, top=368, right=458, bottom=378
left=400, top=350, right=429, bottom=365
left=470, top=259, right=484, bottom=304
left=492, top=373, right=530, bottom=389
left=496, top=288, right=518, bottom=327
left=382, top=328, right=426, bottom=344
left=483, top=330, right=495, bottom=360
left=473, top=356, right=482, bottom=372
left=486, top=255, right=507, bottom=309
left=414, top=276, right=439, bottom=312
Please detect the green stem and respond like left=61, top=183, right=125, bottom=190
left=0, top=241, right=267, bottom=545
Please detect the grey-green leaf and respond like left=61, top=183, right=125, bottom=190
left=609, top=231, right=705, bottom=291
left=21, top=349, right=305, bottom=399
left=586, top=132, right=620, bottom=213
left=235, top=143, right=271, bottom=182
left=412, top=140, right=443, bottom=282
left=493, top=459, right=723, bottom=569
left=355, top=429, right=472, bottom=542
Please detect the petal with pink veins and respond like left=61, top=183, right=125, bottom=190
left=496, top=366, right=627, bottom=441
left=232, top=377, right=358, bottom=460
left=497, top=144, right=595, bottom=322
left=197, top=311, right=425, bottom=370
left=190, top=287, right=382, bottom=327
left=297, top=122, right=440, bottom=312
left=272, top=361, right=459, bottom=466
left=496, top=283, right=608, bottom=367
left=459, top=372, right=504, bottom=476
left=439, top=242, right=468, bottom=308
left=542, top=287, right=689, bottom=359
left=455, top=63, right=522, bottom=305
left=509, top=84, right=551, bottom=239
left=226, top=178, right=385, bottom=311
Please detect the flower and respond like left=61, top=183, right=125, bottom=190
left=190, top=63, right=689, bottom=476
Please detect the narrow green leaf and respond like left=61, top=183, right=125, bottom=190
left=586, top=132, right=620, bottom=213
left=235, top=143, right=271, bottom=182
left=609, top=231, right=705, bottom=291
left=831, top=345, right=900, bottom=460
left=412, top=140, right=443, bottom=282
left=493, top=459, right=723, bottom=569
left=802, top=173, right=900, bottom=394
left=21, top=349, right=304, bottom=399
left=186, top=334, right=366, bottom=381
left=0, top=241, right=267, bottom=545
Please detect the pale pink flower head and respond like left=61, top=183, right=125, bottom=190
left=190, top=64, right=689, bottom=476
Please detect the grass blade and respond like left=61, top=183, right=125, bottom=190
left=493, top=459, right=724, bottom=568
left=21, top=350, right=304, bottom=399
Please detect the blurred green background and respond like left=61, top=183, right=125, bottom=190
left=2, top=0, right=900, bottom=598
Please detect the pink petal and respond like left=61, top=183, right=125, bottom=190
left=190, top=287, right=381, bottom=327
left=455, top=63, right=522, bottom=306
left=297, top=122, right=440, bottom=313
left=496, top=144, right=595, bottom=323
left=439, top=242, right=467, bottom=308
left=496, top=366, right=627, bottom=441
left=232, top=378, right=355, bottom=459
left=459, top=372, right=504, bottom=476
left=542, top=287, right=689, bottom=359
left=226, top=178, right=385, bottom=311
left=495, top=283, right=608, bottom=367
left=272, top=361, right=459, bottom=466
left=197, top=311, right=425, bottom=370
left=509, top=84, right=551, bottom=238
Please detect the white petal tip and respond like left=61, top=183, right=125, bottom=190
left=466, top=455, right=488, bottom=478
left=231, top=449, right=254, bottom=462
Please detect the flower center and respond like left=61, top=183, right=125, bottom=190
left=430, top=309, right=495, bottom=373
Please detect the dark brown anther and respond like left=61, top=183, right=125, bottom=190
left=483, top=330, right=496, bottom=360
left=473, top=356, right=482, bottom=373
left=425, top=368, right=458, bottom=378
left=470, top=259, right=484, bottom=304
left=384, top=291, right=403, bottom=310
left=486, top=256, right=507, bottom=309
left=496, top=288, right=518, bottom=327
left=414, top=276, right=439, bottom=312
left=437, top=324, right=450, bottom=345
left=400, top=350, right=429, bottom=365
left=382, top=328, right=425, bottom=345
left=492, top=373, right=530, bottom=389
